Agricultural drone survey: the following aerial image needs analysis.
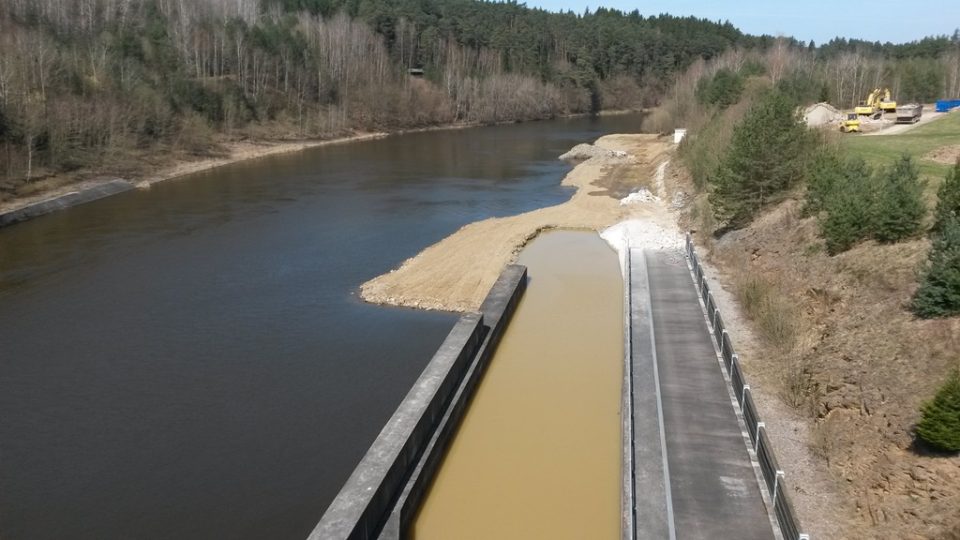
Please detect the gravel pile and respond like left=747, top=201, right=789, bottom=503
left=559, top=144, right=628, bottom=161
left=600, top=219, right=684, bottom=276
left=619, top=188, right=659, bottom=205
left=803, top=102, right=842, bottom=127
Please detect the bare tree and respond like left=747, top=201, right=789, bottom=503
left=766, top=37, right=790, bottom=86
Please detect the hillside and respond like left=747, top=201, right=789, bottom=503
left=0, top=0, right=754, bottom=204
left=668, top=47, right=960, bottom=535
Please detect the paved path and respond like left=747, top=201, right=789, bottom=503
left=628, top=248, right=773, bottom=540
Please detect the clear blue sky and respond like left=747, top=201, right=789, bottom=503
left=524, top=0, right=960, bottom=44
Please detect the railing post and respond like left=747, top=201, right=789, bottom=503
left=798, top=535, right=810, bottom=540
left=773, top=470, right=784, bottom=502
left=719, top=330, right=728, bottom=357
left=712, top=308, right=720, bottom=330
left=754, top=422, right=765, bottom=451
left=741, top=384, right=750, bottom=405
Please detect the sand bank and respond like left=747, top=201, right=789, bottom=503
left=360, top=133, right=676, bottom=312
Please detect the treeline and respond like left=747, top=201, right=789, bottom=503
left=0, top=0, right=755, bottom=197
left=3, top=0, right=957, bottom=201
left=646, top=36, right=960, bottom=134
left=817, top=32, right=960, bottom=60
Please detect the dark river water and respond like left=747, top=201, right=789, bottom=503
left=0, top=113, right=643, bottom=540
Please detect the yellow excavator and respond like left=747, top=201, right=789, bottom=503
left=839, top=112, right=861, bottom=133
left=855, top=88, right=897, bottom=117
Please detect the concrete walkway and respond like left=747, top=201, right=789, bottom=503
left=628, top=248, right=773, bottom=540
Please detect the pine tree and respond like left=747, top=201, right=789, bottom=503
left=696, top=68, right=744, bottom=108
left=818, top=83, right=830, bottom=103
left=805, top=150, right=871, bottom=216
left=820, top=167, right=875, bottom=255
left=871, top=155, right=926, bottom=243
left=912, top=216, right=960, bottom=318
left=916, top=371, right=960, bottom=452
left=933, top=159, right=960, bottom=233
left=709, top=90, right=810, bottom=229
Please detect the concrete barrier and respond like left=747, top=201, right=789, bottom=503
left=310, top=265, right=528, bottom=540
left=0, top=179, right=134, bottom=228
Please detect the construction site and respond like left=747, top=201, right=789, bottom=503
left=804, top=90, right=960, bottom=136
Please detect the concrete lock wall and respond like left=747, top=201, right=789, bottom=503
left=309, top=265, right=528, bottom=540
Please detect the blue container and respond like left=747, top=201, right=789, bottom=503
left=936, top=99, right=960, bottom=113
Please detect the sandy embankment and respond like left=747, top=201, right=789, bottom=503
left=360, top=134, right=677, bottom=312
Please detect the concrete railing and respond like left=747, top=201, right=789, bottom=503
left=685, top=234, right=810, bottom=540
left=309, top=265, right=528, bottom=540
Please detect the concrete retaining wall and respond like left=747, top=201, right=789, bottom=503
left=309, top=265, right=528, bottom=540
left=0, top=179, right=134, bottom=228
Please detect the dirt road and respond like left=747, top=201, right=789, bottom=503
left=863, top=107, right=945, bottom=136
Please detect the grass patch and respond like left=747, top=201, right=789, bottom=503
left=782, top=344, right=819, bottom=413
left=735, top=274, right=799, bottom=352
left=734, top=270, right=820, bottom=412
left=843, top=112, right=960, bottom=179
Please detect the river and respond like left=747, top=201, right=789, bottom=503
left=0, top=113, right=643, bottom=540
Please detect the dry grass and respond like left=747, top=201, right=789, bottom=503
left=731, top=269, right=824, bottom=414
left=735, top=274, right=769, bottom=319
left=835, top=239, right=929, bottom=294
left=810, top=414, right=840, bottom=465
left=733, top=272, right=800, bottom=353
left=781, top=340, right=821, bottom=414
left=708, top=196, right=960, bottom=539
left=594, top=160, right=652, bottom=198
left=726, top=252, right=826, bottom=415
left=689, top=193, right=716, bottom=239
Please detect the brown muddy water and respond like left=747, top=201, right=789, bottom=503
left=412, top=230, right=623, bottom=540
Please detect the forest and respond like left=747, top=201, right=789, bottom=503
left=0, top=0, right=958, bottom=200
left=0, top=0, right=757, bottom=195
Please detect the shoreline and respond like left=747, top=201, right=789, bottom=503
left=138, top=133, right=390, bottom=186
left=0, top=132, right=387, bottom=226
left=0, top=109, right=645, bottom=226
left=359, top=133, right=676, bottom=312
